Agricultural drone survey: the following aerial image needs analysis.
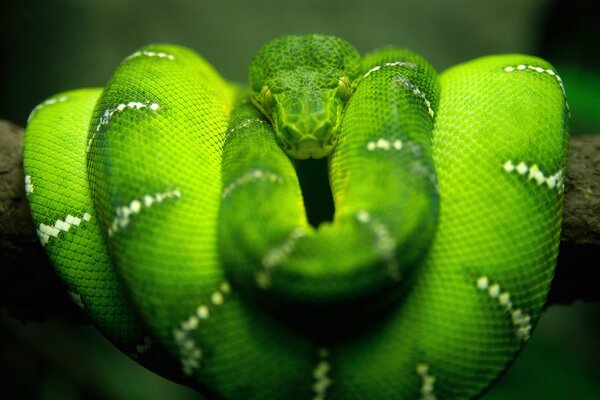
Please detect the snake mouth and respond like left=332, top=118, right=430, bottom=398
left=287, top=137, right=335, bottom=159
left=277, top=123, right=339, bottom=159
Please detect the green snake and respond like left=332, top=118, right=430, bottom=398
left=23, top=34, right=569, bottom=399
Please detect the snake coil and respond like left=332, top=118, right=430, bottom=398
left=24, top=34, right=568, bottom=399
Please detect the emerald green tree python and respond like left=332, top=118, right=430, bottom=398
left=23, top=34, right=569, bottom=399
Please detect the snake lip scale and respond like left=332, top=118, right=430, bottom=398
left=24, top=34, right=568, bottom=399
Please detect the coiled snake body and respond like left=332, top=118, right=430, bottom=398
left=24, top=35, right=568, bottom=399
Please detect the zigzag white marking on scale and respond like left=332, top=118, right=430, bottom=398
left=107, top=188, right=182, bottom=237
left=391, top=74, right=435, bottom=118
left=416, top=363, right=437, bottom=400
left=173, top=282, right=231, bottom=376
left=256, top=227, right=306, bottom=289
left=24, top=175, right=34, bottom=196
left=87, top=101, right=160, bottom=152
left=476, top=276, right=533, bottom=341
left=312, top=348, right=333, bottom=400
left=222, top=168, right=284, bottom=199
left=226, top=118, right=269, bottom=137
left=503, top=64, right=566, bottom=96
left=362, top=61, right=417, bottom=79
left=356, top=210, right=400, bottom=280
left=125, top=50, right=175, bottom=61
left=135, top=336, right=153, bottom=354
left=366, top=137, right=403, bottom=151
left=361, top=61, right=434, bottom=118
left=502, top=160, right=564, bottom=193
left=503, top=63, right=570, bottom=116
left=67, top=290, right=85, bottom=310
left=27, top=96, right=69, bottom=122
left=36, top=212, right=92, bottom=246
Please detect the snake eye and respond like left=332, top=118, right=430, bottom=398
left=337, top=76, right=352, bottom=102
left=260, top=85, right=274, bottom=110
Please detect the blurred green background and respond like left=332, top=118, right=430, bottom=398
left=1, top=0, right=599, bottom=399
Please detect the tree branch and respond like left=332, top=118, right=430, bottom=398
left=0, top=120, right=87, bottom=322
left=1, top=119, right=598, bottom=322
left=549, top=134, right=600, bottom=304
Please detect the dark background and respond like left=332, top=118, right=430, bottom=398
left=1, top=0, right=599, bottom=398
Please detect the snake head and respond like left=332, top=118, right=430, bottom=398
left=249, top=35, right=361, bottom=159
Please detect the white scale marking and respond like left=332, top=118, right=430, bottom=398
left=173, top=282, right=231, bottom=376
left=503, top=64, right=566, bottom=96
left=392, top=74, right=435, bottom=118
left=416, top=363, right=437, bottom=400
left=503, top=160, right=564, bottom=192
left=125, top=50, right=175, bottom=61
left=87, top=101, right=160, bottom=152
left=107, top=188, right=181, bottom=237
left=24, top=175, right=34, bottom=196
left=136, top=336, right=152, bottom=354
left=222, top=168, right=284, bottom=199
left=356, top=210, right=400, bottom=280
left=312, top=348, right=332, bottom=400
left=227, top=118, right=269, bottom=136
left=27, top=96, right=69, bottom=122
left=503, top=64, right=570, bottom=117
left=362, top=61, right=434, bottom=118
left=366, top=138, right=403, bottom=152
left=476, top=276, right=532, bottom=341
left=67, top=290, right=85, bottom=310
left=256, top=227, right=306, bottom=289
left=362, top=61, right=417, bottom=79
left=37, top=212, right=91, bottom=246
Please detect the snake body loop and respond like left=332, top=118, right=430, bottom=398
left=24, top=35, right=568, bottom=399
left=221, top=44, right=439, bottom=315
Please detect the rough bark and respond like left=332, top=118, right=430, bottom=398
left=1, top=119, right=598, bottom=322
left=549, top=134, right=600, bottom=304
left=0, top=119, right=86, bottom=322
